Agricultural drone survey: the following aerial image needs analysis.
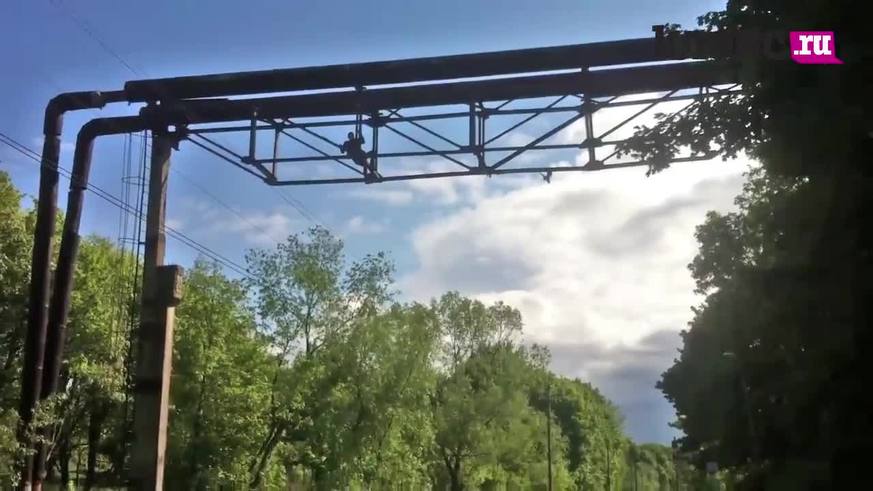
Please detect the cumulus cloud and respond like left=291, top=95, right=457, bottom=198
left=405, top=171, right=488, bottom=206
left=399, top=154, right=751, bottom=441
left=347, top=187, right=414, bottom=205
left=545, top=329, right=682, bottom=443
left=165, top=217, right=185, bottom=231
left=344, top=215, right=388, bottom=235
left=223, top=210, right=298, bottom=246
left=171, top=198, right=301, bottom=247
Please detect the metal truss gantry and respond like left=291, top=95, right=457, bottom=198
left=141, top=57, right=743, bottom=186
left=184, top=83, right=741, bottom=185
left=20, top=25, right=770, bottom=489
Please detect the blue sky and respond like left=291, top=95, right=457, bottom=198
left=0, top=0, right=739, bottom=443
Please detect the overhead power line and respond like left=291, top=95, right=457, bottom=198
left=51, top=0, right=147, bottom=77
left=0, top=131, right=252, bottom=278
left=170, top=167, right=289, bottom=243
left=48, top=0, right=329, bottom=235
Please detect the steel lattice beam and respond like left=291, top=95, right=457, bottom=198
left=164, top=67, right=741, bottom=185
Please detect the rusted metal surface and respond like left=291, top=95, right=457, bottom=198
left=143, top=62, right=737, bottom=124
left=123, top=28, right=755, bottom=102
left=21, top=91, right=126, bottom=489
left=129, top=135, right=182, bottom=491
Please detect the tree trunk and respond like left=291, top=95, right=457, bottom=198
left=58, top=434, right=72, bottom=490
left=449, top=471, right=463, bottom=491
left=187, top=374, right=209, bottom=489
left=249, top=423, right=283, bottom=489
left=250, top=347, right=290, bottom=489
left=85, top=403, right=107, bottom=490
left=449, top=457, right=463, bottom=491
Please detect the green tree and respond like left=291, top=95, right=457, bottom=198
left=1, top=170, right=642, bottom=489
left=637, top=2, right=870, bottom=487
left=165, top=259, right=273, bottom=488
left=300, top=303, right=439, bottom=488
left=7, top=235, right=137, bottom=488
left=622, top=443, right=725, bottom=491
left=538, top=377, right=627, bottom=490
left=59, top=237, right=134, bottom=487
left=243, top=226, right=394, bottom=487
left=426, top=293, right=571, bottom=490
left=0, top=170, right=31, bottom=486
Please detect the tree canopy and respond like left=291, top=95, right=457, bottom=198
left=619, top=1, right=872, bottom=488
left=1, top=170, right=668, bottom=489
left=5, top=2, right=868, bottom=488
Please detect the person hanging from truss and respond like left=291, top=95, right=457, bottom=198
left=341, top=131, right=374, bottom=178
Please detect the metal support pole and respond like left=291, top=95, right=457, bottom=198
left=32, top=119, right=103, bottom=488
left=583, top=96, right=597, bottom=165
left=247, top=110, right=257, bottom=163
left=18, top=134, right=60, bottom=491
left=468, top=103, right=476, bottom=150
left=19, top=92, right=125, bottom=490
left=272, top=127, right=280, bottom=178
left=130, top=134, right=183, bottom=490
left=370, top=112, right=379, bottom=179
left=477, top=104, right=486, bottom=168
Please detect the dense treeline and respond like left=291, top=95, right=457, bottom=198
left=1, top=170, right=707, bottom=489
left=619, top=1, right=872, bottom=489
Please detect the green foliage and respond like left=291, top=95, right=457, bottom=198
left=0, top=171, right=39, bottom=486
left=0, top=171, right=30, bottom=484
left=642, top=2, right=873, bottom=488
left=532, top=376, right=627, bottom=490
left=166, top=259, right=273, bottom=488
left=1, top=174, right=639, bottom=488
left=622, top=443, right=726, bottom=491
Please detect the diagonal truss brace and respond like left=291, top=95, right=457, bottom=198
left=184, top=84, right=741, bottom=185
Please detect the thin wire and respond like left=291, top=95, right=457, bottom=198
left=108, top=133, right=132, bottom=352
left=0, top=131, right=252, bottom=278
left=155, top=130, right=328, bottom=233
left=182, top=135, right=328, bottom=229
left=52, top=0, right=327, bottom=237
left=122, top=131, right=150, bottom=441
left=273, top=190, right=323, bottom=227
left=45, top=1, right=253, bottom=273
left=171, top=166, right=287, bottom=243
left=51, top=0, right=147, bottom=77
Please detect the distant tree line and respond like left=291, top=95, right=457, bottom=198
left=1, top=170, right=715, bottom=489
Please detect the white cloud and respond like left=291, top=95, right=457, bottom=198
left=399, top=153, right=752, bottom=441
left=346, top=187, right=414, bottom=205
left=345, top=163, right=504, bottom=207
left=174, top=199, right=301, bottom=247
left=165, top=217, right=184, bottom=231
left=344, top=215, right=387, bottom=235
left=405, top=172, right=487, bottom=206
left=401, top=160, right=537, bottom=207
left=223, top=210, right=298, bottom=246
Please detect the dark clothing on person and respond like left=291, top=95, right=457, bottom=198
left=341, top=136, right=369, bottom=170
